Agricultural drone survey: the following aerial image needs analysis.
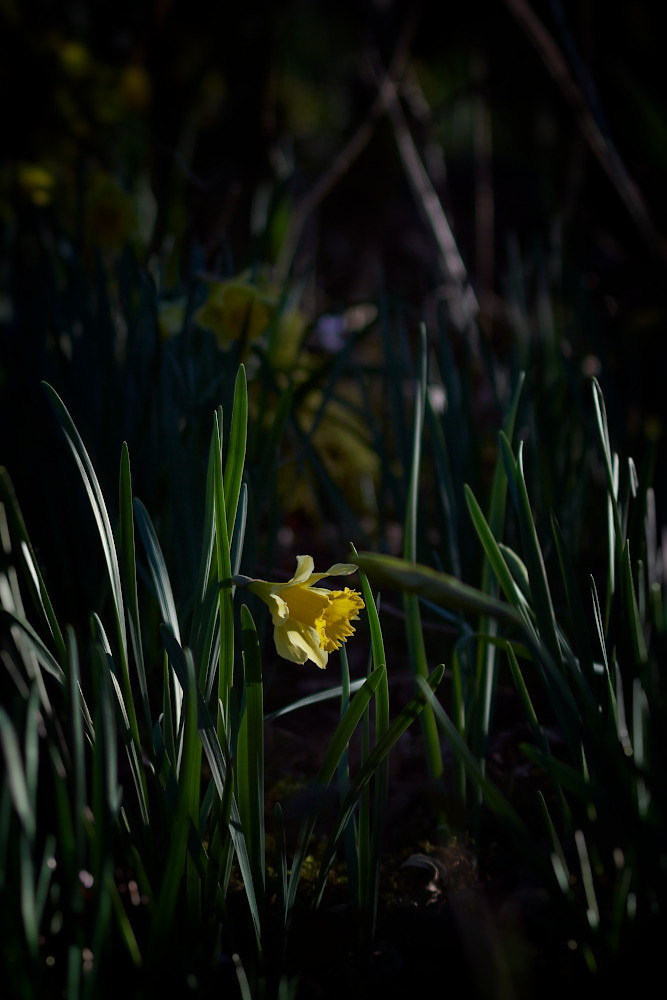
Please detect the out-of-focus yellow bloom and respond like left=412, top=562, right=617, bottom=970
left=280, top=389, right=380, bottom=518
left=58, top=41, right=92, bottom=79
left=195, top=267, right=308, bottom=366
left=157, top=300, right=186, bottom=340
left=17, top=164, right=56, bottom=206
left=118, top=65, right=152, bottom=112
left=237, top=555, right=364, bottom=668
left=196, top=273, right=276, bottom=345
left=267, top=303, right=308, bottom=371
left=84, top=171, right=135, bottom=250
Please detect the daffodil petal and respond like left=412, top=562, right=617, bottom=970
left=306, top=562, right=359, bottom=583
left=319, top=588, right=365, bottom=652
left=281, top=583, right=329, bottom=627
left=246, top=581, right=290, bottom=622
left=287, top=555, right=315, bottom=586
left=266, top=593, right=290, bottom=624
left=274, top=620, right=328, bottom=669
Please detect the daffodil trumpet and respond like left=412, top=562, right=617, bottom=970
left=233, top=555, right=365, bottom=668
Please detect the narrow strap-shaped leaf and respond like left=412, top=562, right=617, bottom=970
left=591, top=378, right=623, bottom=556
left=186, top=745, right=203, bottom=925
left=403, top=323, right=427, bottom=564
left=147, top=643, right=199, bottom=963
left=224, top=365, right=248, bottom=539
left=465, top=485, right=528, bottom=608
left=213, top=411, right=234, bottom=732
left=274, top=802, right=288, bottom=929
left=285, top=666, right=386, bottom=920
left=34, top=833, right=57, bottom=931
left=264, top=678, right=366, bottom=720
left=134, top=495, right=183, bottom=737
left=91, top=645, right=121, bottom=822
left=160, top=625, right=225, bottom=793
left=498, top=543, right=532, bottom=602
left=236, top=605, right=265, bottom=896
left=42, top=382, right=128, bottom=653
left=631, top=678, right=650, bottom=818
left=107, top=873, right=143, bottom=968
left=472, top=372, right=526, bottom=801
left=487, top=372, right=525, bottom=537
left=500, top=433, right=562, bottom=669
left=133, top=497, right=181, bottom=644
left=1, top=607, right=65, bottom=686
left=506, top=643, right=543, bottom=744
left=590, top=576, right=610, bottom=675
left=119, top=443, right=150, bottom=734
left=66, top=628, right=87, bottom=869
left=369, top=626, right=389, bottom=856
left=91, top=615, right=149, bottom=825
left=159, top=624, right=262, bottom=942
left=538, top=791, right=572, bottom=889
left=20, top=831, right=39, bottom=957
left=0, top=706, right=36, bottom=839
left=162, top=655, right=177, bottom=771
left=551, top=514, right=595, bottom=682
left=337, top=644, right=358, bottom=903
left=612, top=662, right=633, bottom=758
left=190, top=427, right=218, bottom=663
left=22, top=685, right=40, bottom=822
left=42, top=383, right=144, bottom=783
left=313, top=665, right=445, bottom=905
left=621, top=541, right=648, bottom=666
left=424, top=385, right=461, bottom=579
left=401, top=331, right=441, bottom=787
left=0, top=467, right=66, bottom=664
left=350, top=551, right=524, bottom=628
left=353, top=553, right=390, bottom=939
left=87, top=649, right=120, bottom=1000
left=314, top=666, right=386, bottom=788
left=520, top=743, right=604, bottom=805
left=574, top=829, right=600, bottom=929
left=417, top=675, right=529, bottom=840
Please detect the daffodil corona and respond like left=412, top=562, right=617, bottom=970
left=236, top=555, right=364, bottom=668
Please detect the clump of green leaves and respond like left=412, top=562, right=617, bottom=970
left=0, top=367, right=440, bottom=999
left=353, top=375, right=667, bottom=980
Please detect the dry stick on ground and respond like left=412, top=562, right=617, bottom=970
left=505, top=0, right=667, bottom=266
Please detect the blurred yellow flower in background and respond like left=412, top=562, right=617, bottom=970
left=278, top=388, right=380, bottom=520
left=157, top=300, right=186, bottom=340
left=266, top=302, right=308, bottom=371
left=17, top=164, right=56, bottom=207
left=58, top=40, right=92, bottom=79
left=237, top=555, right=364, bottom=668
left=84, top=170, right=135, bottom=250
left=117, top=64, right=152, bottom=113
left=196, top=273, right=276, bottom=344
left=195, top=267, right=307, bottom=367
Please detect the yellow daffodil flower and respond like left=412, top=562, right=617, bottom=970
left=157, top=300, right=186, bottom=340
left=195, top=273, right=276, bottom=345
left=84, top=171, right=135, bottom=249
left=236, top=555, right=365, bottom=668
left=17, top=164, right=56, bottom=207
left=194, top=266, right=308, bottom=365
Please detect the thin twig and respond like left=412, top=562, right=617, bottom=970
left=371, top=53, right=479, bottom=335
left=275, top=11, right=420, bottom=281
left=505, top=0, right=667, bottom=265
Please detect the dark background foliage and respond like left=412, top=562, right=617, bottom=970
left=2, top=5, right=667, bottom=996
left=2, top=0, right=667, bottom=610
